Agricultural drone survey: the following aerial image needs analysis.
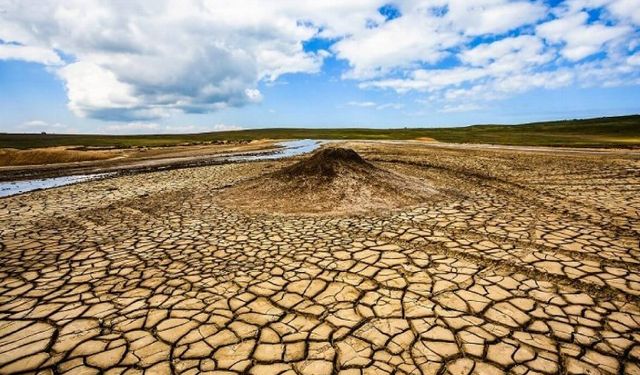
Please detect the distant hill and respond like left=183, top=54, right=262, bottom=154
left=1, top=115, right=639, bottom=149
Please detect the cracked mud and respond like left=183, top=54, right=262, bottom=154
left=1, top=142, right=639, bottom=374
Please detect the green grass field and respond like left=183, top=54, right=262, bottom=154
left=2, top=115, right=639, bottom=149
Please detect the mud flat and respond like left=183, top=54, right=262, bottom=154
left=0, top=139, right=279, bottom=182
left=0, top=139, right=320, bottom=197
left=1, top=141, right=639, bottom=374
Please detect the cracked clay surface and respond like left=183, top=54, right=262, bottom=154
left=1, top=142, right=639, bottom=374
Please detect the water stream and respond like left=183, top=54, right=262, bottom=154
left=0, top=139, right=321, bottom=198
left=0, top=173, right=114, bottom=198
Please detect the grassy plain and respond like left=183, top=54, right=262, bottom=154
left=2, top=115, right=639, bottom=149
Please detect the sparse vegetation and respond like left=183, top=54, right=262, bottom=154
left=1, top=115, right=639, bottom=149
left=0, top=148, right=115, bottom=167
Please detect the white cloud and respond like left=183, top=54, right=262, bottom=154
left=347, top=101, right=405, bottom=110
left=439, top=103, right=484, bottom=113
left=211, top=123, right=244, bottom=132
left=564, top=0, right=640, bottom=26
left=103, top=122, right=160, bottom=134
left=376, top=102, right=405, bottom=110
left=100, top=122, right=246, bottom=135
left=460, top=35, right=551, bottom=71
left=358, top=1, right=638, bottom=109
left=384, top=35, right=556, bottom=99
left=442, top=0, right=547, bottom=35
left=347, top=101, right=377, bottom=107
left=159, top=123, right=244, bottom=133
left=360, top=67, right=487, bottom=93
left=333, top=0, right=547, bottom=80
left=57, top=62, right=144, bottom=120
left=0, top=0, right=638, bottom=120
left=0, top=44, right=62, bottom=65
left=536, top=11, right=630, bottom=61
left=162, top=124, right=204, bottom=134
left=628, top=53, right=640, bottom=66
left=0, top=0, right=357, bottom=121
left=607, top=0, right=640, bottom=25
left=333, top=12, right=461, bottom=79
left=430, top=69, right=576, bottom=104
left=332, top=0, right=545, bottom=79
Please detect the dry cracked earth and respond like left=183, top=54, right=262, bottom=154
left=1, top=142, right=639, bottom=375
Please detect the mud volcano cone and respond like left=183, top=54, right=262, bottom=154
left=277, top=148, right=374, bottom=179
left=218, top=147, right=436, bottom=216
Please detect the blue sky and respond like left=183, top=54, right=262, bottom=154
left=1, top=0, right=639, bottom=134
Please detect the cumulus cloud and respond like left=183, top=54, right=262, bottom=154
left=332, top=0, right=547, bottom=80
left=0, top=44, right=62, bottom=65
left=607, top=0, right=640, bottom=25
left=446, top=1, right=546, bottom=35
left=0, top=0, right=344, bottom=121
left=536, top=11, right=630, bottom=61
left=355, top=1, right=638, bottom=108
left=333, top=11, right=461, bottom=80
left=460, top=36, right=552, bottom=71
left=1, top=0, right=638, bottom=120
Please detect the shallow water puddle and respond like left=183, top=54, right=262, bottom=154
left=0, top=173, right=113, bottom=198
left=226, top=139, right=321, bottom=161
left=0, top=139, right=321, bottom=198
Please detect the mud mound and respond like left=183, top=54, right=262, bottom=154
left=278, top=147, right=373, bottom=178
left=217, top=147, right=437, bottom=216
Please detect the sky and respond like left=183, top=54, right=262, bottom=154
left=1, top=0, right=639, bottom=134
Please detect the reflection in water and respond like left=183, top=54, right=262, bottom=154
left=0, top=139, right=321, bottom=198
left=226, top=139, right=321, bottom=161
left=0, top=174, right=112, bottom=198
